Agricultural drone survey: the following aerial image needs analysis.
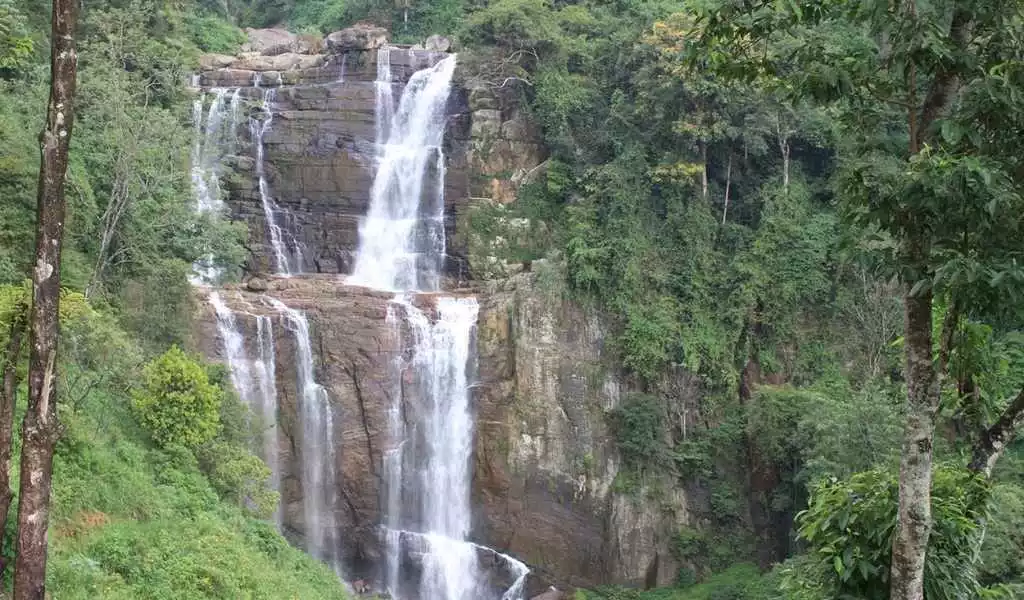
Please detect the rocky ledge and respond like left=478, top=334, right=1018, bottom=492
left=191, top=272, right=702, bottom=592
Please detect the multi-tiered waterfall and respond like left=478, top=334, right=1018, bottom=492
left=191, top=42, right=531, bottom=600
left=351, top=48, right=528, bottom=600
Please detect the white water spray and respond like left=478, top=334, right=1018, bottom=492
left=252, top=89, right=306, bottom=275
left=349, top=54, right=456, bottom=292
left=266, top=298, right=340, bottom=572
left=209, top=292, right=281, bottom=523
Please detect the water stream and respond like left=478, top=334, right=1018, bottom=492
left=209, top=292, right=281, bottom=524
left=251, top=88, right=305, bottom=275
left=352, top=49, right=529, bottom=600
left=349, top=51, right=455, bottom=292
left=266, top=297, right=343, bottom=575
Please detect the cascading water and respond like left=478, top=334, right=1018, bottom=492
left=266, top=297, right=341, bottom=574
left=352, top=50, right=528, bottom=600
left=190, top=87, right=245, bottom=284
left=209, top=292, right=281, bottom=524
left=251, top=89, right=305, bottom=275
left=348, top=52, right=455, bottom=292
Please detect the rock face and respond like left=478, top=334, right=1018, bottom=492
left=198, top=43, right=545, bottom=280
left=326, top=24, right=389, bottom=52
left=192, top=271, right=700, bottom=591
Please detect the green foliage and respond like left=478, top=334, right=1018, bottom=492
left=183, top=13, right=247, bottom=53
left=197, top=441, right=279, bottom=519
left=607, top=393, right=669, bottom=475
left=791, top=466, right=988, bottom=600
left=44, top=293, right=343, bottom=599
left=0, top=0, right=33, bottom=74
left=132, top=347, right=223, bottom=449
left=578, top=564, right=777, bottom=600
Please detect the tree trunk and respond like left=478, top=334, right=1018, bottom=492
left=0, top=303, right=27, bottom=578
left=700, top=143, right=708, bottom=200
left=13, top=1, right=78, bottom=598
left=890, top=280, right=938, bottom=600
left=722, top=153, right=732, bottom=225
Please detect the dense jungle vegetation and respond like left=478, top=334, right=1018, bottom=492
left=0, top=0, right=1022, bottom=598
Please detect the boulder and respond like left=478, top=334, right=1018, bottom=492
left=198, top=53, right=237, bottom=71
left=245, top=277, right=268, bottom=292
left=234, top=53, right=325, bottom=72
left=325, top=23, right=389, bottom=53
left=424, top=34, right=451, bottom=52
left=243, top=28, right=298, bottom=56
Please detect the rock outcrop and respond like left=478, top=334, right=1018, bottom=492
left=192, top=271, right=699, bottom=591
left=325, top=23, right=389, bottom=52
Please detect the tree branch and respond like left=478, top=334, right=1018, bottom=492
left=969, top=388, right=1024, bottom=476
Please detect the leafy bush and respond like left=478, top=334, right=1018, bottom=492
left=197, top=441, right=279, bottom=518
left=608, top=393, right=668, bottom=476
left=791, top=465, right=988, bottom=600
left=183, top=13, right=246, bottom=54
left=132, top=346, right=222, bottom=448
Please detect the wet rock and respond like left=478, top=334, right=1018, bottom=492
left=199, top=53, right=237, bottom=71
left=243, top=28, right=298, bottom=56
left=424, top=34, right=451, bottom=52
left=246, top=277, right=268, bottom=292
left=325, top=23, right=389, bottom=53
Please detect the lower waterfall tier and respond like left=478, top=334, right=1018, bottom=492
left=191, top=273, right=700, bottom=593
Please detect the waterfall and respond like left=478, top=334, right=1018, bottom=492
left=190, top=88, right=244, bottom=284
left=251, top=89, right=305, bottom=275
left=374, top=46, right=395, bottom=150
left=266, top=297, right=341, bottom=574
left=209, top=292, right=281, bottom=524
left=348, top=53, right=456, bottom=292
left=349, top=49, right=528, bottom=600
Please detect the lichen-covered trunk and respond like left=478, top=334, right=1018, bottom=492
left=13, top=1, right=78, bottom=598
left=0, top=306, right=26, bottom=577
left=890, top=283, right=938, bottom=600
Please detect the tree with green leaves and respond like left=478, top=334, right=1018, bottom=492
left=133, top=346, right=222, bottom=449
left=690, top=0, right=1024, bottom=597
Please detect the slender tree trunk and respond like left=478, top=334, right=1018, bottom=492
left=13, top=1, right=78, bottom=598
left=722, top=154, right=732, bottom=225
left=0, top=304, right=27, bottom=578
left=776, top=120, right=790, bottom=194
left=700, top=143, right=708, bottom=200
left=890, top=277, right=938, bottom=600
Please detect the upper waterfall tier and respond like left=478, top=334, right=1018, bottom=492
left=349, top=53, right=457, bottom=293
left=191, top=45, right=545, bottom=281
left=193, top=48, right=474, bottom=279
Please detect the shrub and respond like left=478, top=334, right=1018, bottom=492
left=197, top=441, right=278, bottom=519
left=608, top=393, right=668, bottom=475
left=183, top=13, right=247, bottom=54
left=132, top=346, right=222, bottom=448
